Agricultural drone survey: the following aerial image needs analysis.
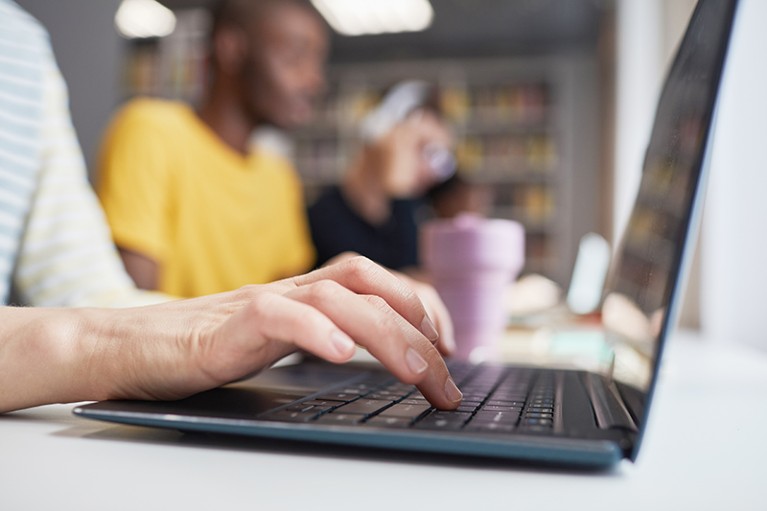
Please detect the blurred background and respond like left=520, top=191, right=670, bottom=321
left=16, top=0, right=766, bottom=350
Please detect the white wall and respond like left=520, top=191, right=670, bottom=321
left=17, top=0, right=123, bottom=175
left=613, top=0, right=697, bottom=239
left=701, top=0, right=767, bottom=350
left=613, top=0, right=663, bottom=244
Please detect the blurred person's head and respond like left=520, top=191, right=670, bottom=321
left=359, top=81, right=455, bottom=198
left=208, top=0, right=329, bottom=130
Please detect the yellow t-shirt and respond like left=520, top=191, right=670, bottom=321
left=97, top=98, right=314, bottom=297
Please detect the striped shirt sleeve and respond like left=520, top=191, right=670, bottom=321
left=12, top=39, right=166, bottom=307
left=0, top=0, right=44, bottom=304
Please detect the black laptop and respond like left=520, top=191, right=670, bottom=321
left=74, top=0, right=738, bottom=468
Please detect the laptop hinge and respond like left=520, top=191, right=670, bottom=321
left=583, top=373, right=638, bottom=433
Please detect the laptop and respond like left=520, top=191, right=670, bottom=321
left=74, top=0, right=738, bottom=468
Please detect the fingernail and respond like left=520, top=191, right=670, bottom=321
left=405, top=348, right=428, bottom=375
left=421, top=316, right=439, bottom=342
left=444, top=377, right=463, bottom=403
left=330, top=330, right=355, bottom=356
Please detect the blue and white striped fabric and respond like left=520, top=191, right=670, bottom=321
left=0, top=0, right=164, bottom=306
left=0, top=1, right=45, bottom=304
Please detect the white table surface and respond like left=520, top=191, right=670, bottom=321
left=2, top=331, right=765, bottom=511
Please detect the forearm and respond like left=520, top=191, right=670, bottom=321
left=0, top=307, right=106, bottom=413
left=0, top=304, right=202, bottom=413
left=118, top=247, right=160, bottom=291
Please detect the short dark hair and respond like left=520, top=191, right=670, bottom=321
left=206, top=0, right=322, bottom=72
left=209, top=0, right=318, bottom=39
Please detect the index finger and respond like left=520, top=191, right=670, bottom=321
left=289, top=256, right=441, bottom=344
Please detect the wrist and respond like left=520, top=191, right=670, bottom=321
left=0, top=307, right=104, bottom=412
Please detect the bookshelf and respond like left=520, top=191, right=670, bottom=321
left=121, top=8, right=209, bottom=103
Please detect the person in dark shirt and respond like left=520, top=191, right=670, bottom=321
left=309, top=186, right=423, bottom=270
left=308, top=82, right=455, bottom=271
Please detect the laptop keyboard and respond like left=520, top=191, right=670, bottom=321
left=261, top=364, right=557, bottom=434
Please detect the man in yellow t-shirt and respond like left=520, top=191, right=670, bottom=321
left=98, top=98, right=314, bottom=297
left=97, top=0, right=326, bottom=297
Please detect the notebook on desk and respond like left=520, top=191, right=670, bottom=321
left=74, top=0, right=739, bottom=468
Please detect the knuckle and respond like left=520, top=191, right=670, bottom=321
left=390, top=272, right=419, bottom=299
left=374, top=315, right=401, bottom=342
left=234, top=284, right=260, bottom=299
left=400, top=283, right=420, bottom=305
left=305, top=279, right=343, bottom=303
left=362, top=295, right=397, bottom=327
left=364, top=294, right=389, bottom=312
left=243, top=291, right=276, bottom=317
left=345, top=255, right=378, bottom=281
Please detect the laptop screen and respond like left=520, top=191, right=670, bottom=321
left=601, top=0, right=737, bottom=394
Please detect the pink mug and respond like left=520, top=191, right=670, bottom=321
left=420, top=214, right=525, bottom=361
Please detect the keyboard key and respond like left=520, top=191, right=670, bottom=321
left=263, top=410, right=318, bottom=422
left=338, top=387, right=368, bottom=396
left=524, top=412, right=553, bottom=419
left=333, top=398, right=392, bottom=416
left=383, top=383, right=413, bottom=393
left=517, top=425, right=552, bottom=433
left=364, top=416, right=413, bottom=428
left=284, top=403, right=317, bottom=413
left=480, top=405, right=523, bottom=412
left=315, top=413, right=365, bottom=425
left=414, top=411, right=472, bottom=430
left=378, top=403, right=432, bottom=419
left=465, top=422, right=515, bottom=433
left=492, top=395, right=528, bottom=402
left=316, top=392, right=362, bottom=402
left=521, top=418, right=554, bottom=427
left=486, top=400, right=525, bottom=407
left=366, top=392, right=400, bottom=402
left=302, top=399, right=335, bottom=406
left=526, top=408, right=554, bottom=416
left=462, top=394, right=490, bottom=402
left=413, top=417, right=465, bottom=431
left=472, top=411, right=520, bottom=424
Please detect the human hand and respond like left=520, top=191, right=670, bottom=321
left=323, top=251, right=455, bottom=357
left=370, top=109, right=454, bottom=198
left=76, top=256, right=462, bottom=411
left=340, top=110, right=454, bottom=225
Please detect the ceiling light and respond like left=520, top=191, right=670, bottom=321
left=115, top=0, right=177, bottom=39
left=310, top=0, right=434, bottom=36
